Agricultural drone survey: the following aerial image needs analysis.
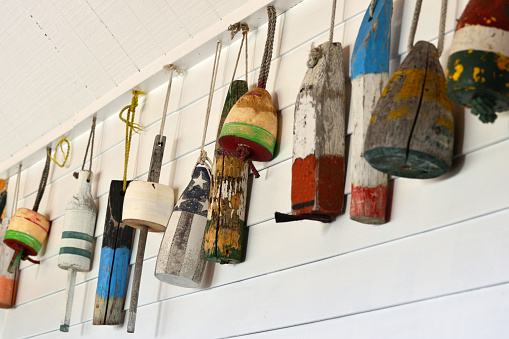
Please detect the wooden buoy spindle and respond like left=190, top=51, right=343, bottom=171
left=204, top=23, right=250, bottom=264
left=156, top=42, right=221, bottom=285
left=275, top=0, right=346, bottom=223
left=122, top=77, right=178, bottom=333
left=0, top=172, right=19, bottom=309
left=59, top=117, right=98, bottom=332
left=446, top=0, right=509, bottom=123
left=3, top=149, right=52, bottom=274
left=218, top=6, right=279, bottom=178
left=350, top=0, right=392, bottom=224
left=364, top=0, right=454, bottom=179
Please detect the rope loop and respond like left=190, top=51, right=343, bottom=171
left=120, top=90, right=146, bottom=191
left=74, top=116, right=97, bottom=181
left=408, top=0, right=448, bottom=56
left=194, top=150, right=213, bottom=179
left=48, top=137, right=70, bottom=168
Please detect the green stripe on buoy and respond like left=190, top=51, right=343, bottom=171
left=220, top=122, right=276, bottom=155
left=62, top=231, right=94, bottom=243
left=4, top=230, right=42, bottom=253
left=59, top=247, right=92, bottom=259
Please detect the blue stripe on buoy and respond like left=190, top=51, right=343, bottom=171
left=351, top=0, right=392, bottom=79
left=109, top=247, right=131, bottom=298
left=96, top=246, right=114, bottom=299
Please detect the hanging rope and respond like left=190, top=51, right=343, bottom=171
left=408, top=0, right=448, bottom=56
left=329, top=0, right=337, bottom=44
left=196, top=40, right=222, bottom=175
left=33, top=147, right=51, bottom=213
left=48, top=137, right=70, bottom=168
left=160, top=65, right=184, bottom=137
left=257, top=6, right=277, bottom=89
left=73, top=117, right=97, bottom=181
left=120, top=90, right=146, bottom=191
left=228, top=22, right=249, bottom=84
left=11, top=164, right=21, bottom=217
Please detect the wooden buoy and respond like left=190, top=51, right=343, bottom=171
left=58, top=118, right=98, bottom=332
left=218, top=6, right=278, bottom=178
left=58, top=170, right=98, bottom=332
left=446, top=0, right=509, bottom=123
left=155, top=164, right=211, bottom=287
left=94, top=180, right=134, bottom=325
left=205, top=23, right=250, bottom=264
left=0, top=217, right=19, bottom=309
left=275, top=0, right=346, bottom=223
left=204, top=81, right=248, bottom=264
left=1, top=170, right=20, bottom=309
left=364, top=0, right=454, bottom=179
left=4, top=150, right=52, bottom=272
left=123, top=73, right=178, bottom=333
left=156, top=42, right=221, bottom=285
left=350, top=0, right=392, bottom=224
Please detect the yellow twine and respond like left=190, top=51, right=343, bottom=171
left=120, top=89, right=146, bottom=191
left=48, top=137, right=70, bottom=168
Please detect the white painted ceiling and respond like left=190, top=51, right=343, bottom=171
left=0, top=0, right=251, bottom=167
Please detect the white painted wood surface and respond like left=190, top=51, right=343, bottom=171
left=2, top=0, right=509, bottom=337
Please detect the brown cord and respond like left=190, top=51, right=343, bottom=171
left=33, top=147, right=51, bottom=213
left=257, top=6, right=277, bottom=89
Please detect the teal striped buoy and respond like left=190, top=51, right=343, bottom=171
left=58, top=170, right=97, bottom=332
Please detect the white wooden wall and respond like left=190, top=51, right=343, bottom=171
left=2, top=0, right=509, bottom=337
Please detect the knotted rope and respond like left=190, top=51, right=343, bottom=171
left=48, top=137, right=70, bottom=168
left=228, top=22, right=249, bottom=84
left=73, top=116, right=96, bottom=181
left=408, top=0, right=448, bottom=57
left=257, top=6, right=277, bottom=89
left=119, top=90, right=145, bottom=191
left=33, top=147, right=51, bottom=213
left=215, top=146, right=260, bottom=178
